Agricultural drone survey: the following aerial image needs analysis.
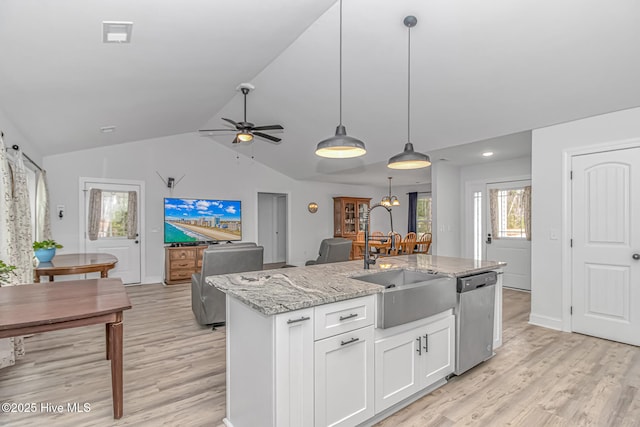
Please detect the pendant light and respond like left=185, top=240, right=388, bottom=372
left=315, top=0, right=366, bottom=159
left=380, top=177, right=400, bottom=207
left=388, top=16, right=431, bottom=170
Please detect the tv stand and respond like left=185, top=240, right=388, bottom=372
left=164, top=244, right=208, bottom=285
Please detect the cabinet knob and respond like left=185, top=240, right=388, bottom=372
left=633, top=253, right=640, bottom=260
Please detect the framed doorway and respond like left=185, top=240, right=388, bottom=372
left=79, top=177, right=144, bottom=284
left=257, top=192, right=288, bottom=264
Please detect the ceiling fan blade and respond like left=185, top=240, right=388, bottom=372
left=253, top=131, right=282, bottom=144
left=232, top=135, right=240, bottom=144
left=252, top=124, right=284, bottom=131
left=222, top=117, right=239, bottom=127
left=199, top=128, right=236, bottom=133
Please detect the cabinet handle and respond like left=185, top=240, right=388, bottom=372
left=339, top=313, right=358, bottom=321
left=424, top=334, right=429, bottom=352
left=341, top=337, right=359, bottom=346
left=287, top=316, right=311, bottom=324
left=416, top=337, right=422, bottom=356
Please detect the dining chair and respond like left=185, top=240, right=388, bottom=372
left=402, top=232, right=417, bottom=255
left=414, top=233, right=432, bottom=254
left=388, top=232, right=402, bottom=255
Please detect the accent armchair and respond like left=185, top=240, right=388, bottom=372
left=191, top=242, right=264, bottom=326
left=305, top=238, right=352, bottom=266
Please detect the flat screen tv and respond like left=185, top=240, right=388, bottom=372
left=164, top=198, right=242, bottom=244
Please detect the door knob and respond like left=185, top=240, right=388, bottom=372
left=633, top=253, right=640, bottom=260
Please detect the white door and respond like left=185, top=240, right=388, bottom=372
left=486, top=181, right=532, bottom=290
left=257, top=192, right=287, bottom=264
left=81, top=179, right=142, bottom=284
left=571, top=147, right=640, bottom=346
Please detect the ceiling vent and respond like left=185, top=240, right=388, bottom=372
left=102, top=21, right=133, bottom=43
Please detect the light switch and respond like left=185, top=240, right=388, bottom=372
left=56, top=205, right=65, bottom=219
left=549, top=228, right=558, bottom=240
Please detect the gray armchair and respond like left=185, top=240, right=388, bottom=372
left=305, top=238, right=352, bottom=266
left=191, top=242, right=264, bottom=326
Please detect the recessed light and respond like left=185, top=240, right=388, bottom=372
left=100, top=126, right=116, bottom=133
left=482, top=151, right=494, bottom=157
left=102, top=21, right=133, bottom=43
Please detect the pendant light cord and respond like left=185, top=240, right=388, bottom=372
left=407, top=24, right=411, bottom=143
left=339, top=0, right=343, bottom=126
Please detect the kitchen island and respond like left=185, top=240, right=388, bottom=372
left=208, top=255, right=505, bottom=427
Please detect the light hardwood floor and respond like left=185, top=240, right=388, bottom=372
left=0, top=285, right=638, bottom=426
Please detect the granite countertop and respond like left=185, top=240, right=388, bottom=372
left=207, top=254, right=506, bottom=316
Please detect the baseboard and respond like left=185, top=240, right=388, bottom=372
left=143, top=275, right=162, bottom=284
left=529, top=313, right=563, bottom=331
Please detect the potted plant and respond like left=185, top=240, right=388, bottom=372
left=33, top=240, right=63, bottom=263
left=0, top=260, right=16, bottom=285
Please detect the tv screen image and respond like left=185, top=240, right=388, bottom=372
left=164, top=198, right=242, bottom=244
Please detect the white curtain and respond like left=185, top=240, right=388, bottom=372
left=88, top=188, right=102, bottom=241
left=0, top=137, right=33, bottom=369
left=35, top=170, right=52, bottom=241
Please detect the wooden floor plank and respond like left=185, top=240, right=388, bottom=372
left=1, top=284, right=638, bottom=426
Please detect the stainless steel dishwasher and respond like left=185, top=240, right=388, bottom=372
left=454, top=270, right=497, bottom=375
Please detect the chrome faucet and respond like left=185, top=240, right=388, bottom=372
left=363, top=204, right=395, bottom=269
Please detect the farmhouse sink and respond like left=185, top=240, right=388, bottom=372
left=352, top=269, right=456, bottom=329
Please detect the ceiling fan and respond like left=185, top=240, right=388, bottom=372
left=199, top=83, right=284, bottom=144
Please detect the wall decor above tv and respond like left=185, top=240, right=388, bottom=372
left=164, top=198, right=242, bottom=244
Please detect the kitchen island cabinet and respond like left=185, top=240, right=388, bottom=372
left=210, top=255, right=506, bottom=427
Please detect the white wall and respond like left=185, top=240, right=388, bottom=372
left=432, top=162, right=461, bottom=256
left=43, top=132, right=380, bottom=282
left=531, top=106, right=640, bottom=331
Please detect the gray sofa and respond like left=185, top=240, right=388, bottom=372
left=305, top=237, right=352, bottom=265
left=191, top=242, right=264, bottom=326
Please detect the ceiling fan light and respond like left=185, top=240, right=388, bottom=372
left=237, top=132, right=253, bottom=142
left=315, top=125, right=367, bottom=159
left=388, top=142, right=431, bottom=170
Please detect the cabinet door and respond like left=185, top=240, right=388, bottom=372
left=275, top=309, right=314, bottom=427
left=374, top=328, right=422, bottom=413
left=420, top=315, right=455, bottom=388
left=315, top=326, right=374, bottom=427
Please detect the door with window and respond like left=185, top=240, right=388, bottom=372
left=81, top=179, right=142, bottom=284
left=486, top=181, right=531, bottom=290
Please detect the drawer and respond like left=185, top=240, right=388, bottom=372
left=170, top=259, right=196, bottom=270
left=314, top=295, right=375, bottom=341
left=169, top=270, right=194, bottom=281
left=169, top=249, right=196, bottom=260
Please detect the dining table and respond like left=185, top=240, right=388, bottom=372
left=34, top=253, right=118, bottom=283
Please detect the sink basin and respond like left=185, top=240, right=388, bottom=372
left=352, top=269, right=456, bottom=329
left=352, top=269, right=436, bottom=289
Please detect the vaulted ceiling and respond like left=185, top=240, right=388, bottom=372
left=1, top=0, right=639, bottom=185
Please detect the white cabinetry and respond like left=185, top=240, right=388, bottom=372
left=225, top=295, right=375, bottom=427
left=374, top=313, right=455, bottom=413
left=314, top=296, right=375, bottom=427
left=315, top=325, right=374, bottom=427
left=275, top=309, right=314, bottom=427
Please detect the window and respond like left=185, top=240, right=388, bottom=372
left=473, top=191, right=482, bottom=259
left=98, top=191, right=130, bottom=238
left=495, top=189, right=526, bottom=239
left=416, top=194, right=432, bottom=234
